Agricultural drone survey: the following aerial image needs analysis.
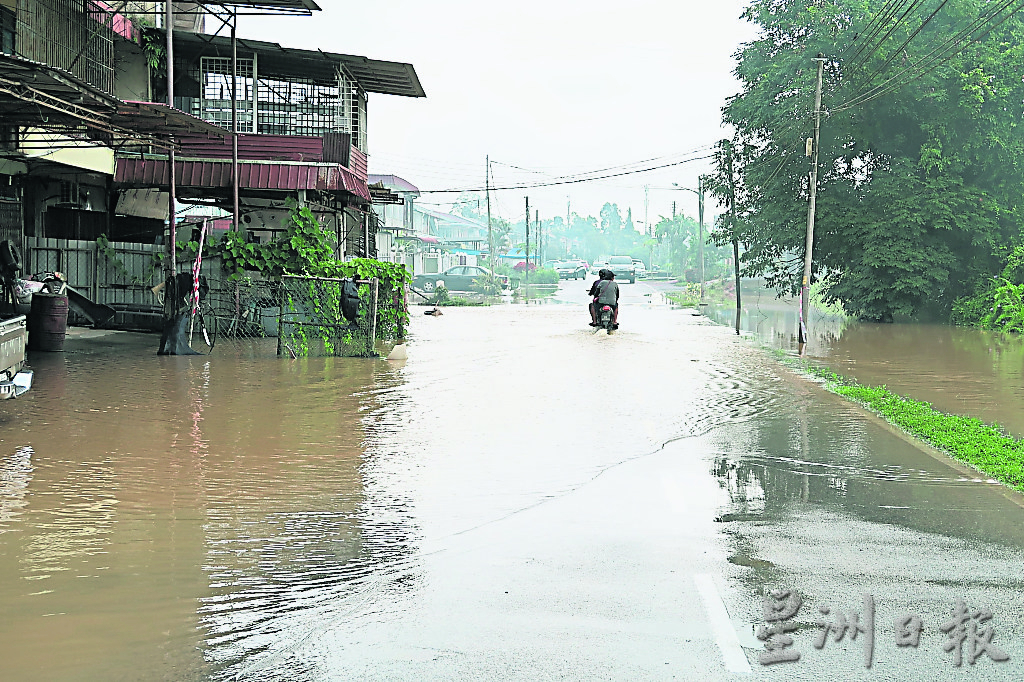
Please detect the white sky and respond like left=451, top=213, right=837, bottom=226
left=239, top=1, right=758, bottom=229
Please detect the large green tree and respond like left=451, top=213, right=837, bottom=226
left=724, top=0, right=1024, bottom=321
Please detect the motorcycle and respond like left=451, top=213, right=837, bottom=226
left=597, top=304, right=615, bottom=334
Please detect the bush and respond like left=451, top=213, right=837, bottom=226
left=472, top=273, right=504, bottom=295
left=530, top=268, right=560, bottom=284
left=512, top=261, right=536, bottom=272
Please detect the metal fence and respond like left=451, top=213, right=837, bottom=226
left=25, top=237, right=166, bottom=328
left=278, top=274, right=378, bottom=358
left=203, top=276, right=280, bottom=354
left=22, top=238, right=389, bottom=357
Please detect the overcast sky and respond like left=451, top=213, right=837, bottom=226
left=239, top=1, right=758, bottom=229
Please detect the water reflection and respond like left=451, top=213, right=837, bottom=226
left=706, top=284, right=1024, bottom=436
left=0, top=332, right=421, bottom=681
left=706, top=386, right=1024, bottom=549
left=0, top=446, right=33, bottom=527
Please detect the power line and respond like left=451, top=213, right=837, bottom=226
left=842, top=0, right=949, bottom=96
left=845, top=0, right=926, bottom=72
left=832, top=0, right=1023, bottom=113
left=419, top=152, right=716, bottom=194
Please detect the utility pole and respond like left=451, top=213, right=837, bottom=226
left=698, top=176, right=705, bottom=304
left=535, top=209, right=540, bottom=265
left=566, top=199, right=571, bottom=256
left=726, top=140, right=741, bottom=335
left=672, top=200, right=676, bottom=219
left=801, top=54, right=826, bottom=344
left=486, top=155, right=494, bottom=272
left=643, top=184, right=650, bottom=237
left=525, top=196, right=530, bottom=293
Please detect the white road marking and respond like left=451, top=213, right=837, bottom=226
left=694, top=573, right=753, bottom=674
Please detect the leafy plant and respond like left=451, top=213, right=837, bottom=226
left=211, top=201, right=410, bottom=339
left=424, top=285, right=481, bottom=306
left=984, top=278, right=1024, bottom=333
left=530, top=268, right=560, bottom=284
left=472, top=273, right=504, bottom=295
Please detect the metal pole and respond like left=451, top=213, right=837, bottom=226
left=486, top=155, right=493, bottom=271
left=231, top=10, right=239, bottom=232
left=801, top=55, right=826, bottom=344
left=164, top=0, right=176, bottom=318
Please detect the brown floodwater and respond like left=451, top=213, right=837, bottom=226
left=1, top=281, right=1023, bottom=680
left=705, top=286, right=1024, bottom=436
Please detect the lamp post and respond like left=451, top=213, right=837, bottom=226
left=672, top=180, right=705, bottom=303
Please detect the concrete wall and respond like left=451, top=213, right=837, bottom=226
left=114, top=38, right=150, bottom=102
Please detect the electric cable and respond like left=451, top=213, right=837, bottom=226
left=832, top=0, right=1023, bottom=113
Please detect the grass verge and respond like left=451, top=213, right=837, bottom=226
left=800, top=363, right=1024, bottom=493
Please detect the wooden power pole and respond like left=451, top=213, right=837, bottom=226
left=486, top=155, right=493, bottom=271
left=525, top=196, right=530, bottom=293
left=801, top=54, right=826, bottom=344
left=726, top=140, right=741, bottom=335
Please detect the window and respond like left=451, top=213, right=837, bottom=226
left=199, top=56, right=255, bottom=133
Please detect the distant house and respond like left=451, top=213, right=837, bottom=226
left=368, top=175, right=486, bottom=278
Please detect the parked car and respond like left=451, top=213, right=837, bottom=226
left=606, top=256, right=637, bottom=283
left=412, top=265, right=509, bottom=292
left=554, top=261, right=587, bottom=279
left=631, top=259, right=647, bottom=279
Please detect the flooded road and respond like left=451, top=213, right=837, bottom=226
left=1, top=280, right=1023, bottom=680
left=702, top=282, right=1024, bottom=437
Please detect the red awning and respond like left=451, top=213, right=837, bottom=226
left=114, top=157, right=370, bottom=201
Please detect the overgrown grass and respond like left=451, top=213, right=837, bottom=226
left=666, top=281, right=702, bottom=307
left=666, top=291, right=701, bottom=307
left=799, top=362, right=1024, bottom=493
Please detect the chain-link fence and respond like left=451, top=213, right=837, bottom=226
left=278, top=274, right=379, bottom=358
left=205, top=277, right=280, bottom=353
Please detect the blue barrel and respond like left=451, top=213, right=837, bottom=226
left=27, top=293, right=69, bottom=352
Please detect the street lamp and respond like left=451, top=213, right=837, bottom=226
left=672, top=180, right=705, bottom=303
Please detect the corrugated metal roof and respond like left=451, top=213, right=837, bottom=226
left=169, top=31, right=425, bottom=98
left=113, top=101, right=228, bottom=138
left=114, top=158, right=370, bottom=201
left=212, top=1, right=320, bottom=12
left=368, top=174, right=420, bottom=195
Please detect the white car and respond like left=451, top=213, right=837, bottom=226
left=590, top=261, right=608, bottom=276
left=632, top=259, right=647, bottom=279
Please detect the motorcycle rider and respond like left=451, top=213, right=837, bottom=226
left=588, top=268, right=619, bottom=329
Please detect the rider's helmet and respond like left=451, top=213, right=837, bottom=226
left=598, top=268, right=611, bottom=279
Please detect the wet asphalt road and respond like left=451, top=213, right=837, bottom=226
left=1, top=278, right=1022, bottom=680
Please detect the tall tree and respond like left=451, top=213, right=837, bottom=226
left=599, top=202, right=623, bottom=233
left=724, top=0, right=1024, bottom=321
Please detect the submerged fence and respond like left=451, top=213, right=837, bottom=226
left=278, top=275, right=379, bottom=358
left=23, top=238, right=390, bottom=357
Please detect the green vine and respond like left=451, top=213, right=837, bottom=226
left=209, top=200, right=411, bottom=341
